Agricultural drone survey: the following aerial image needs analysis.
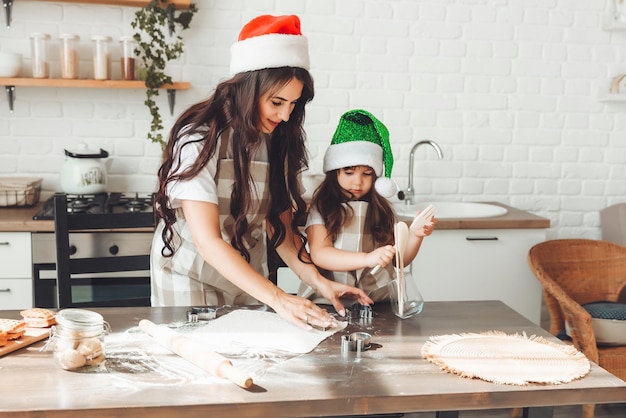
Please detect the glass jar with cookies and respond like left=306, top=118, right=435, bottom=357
left=49, top=309, right=109, bottom=372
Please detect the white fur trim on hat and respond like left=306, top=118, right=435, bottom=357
left=230, top=33, right=310, bottom=75
left=323, top=141, right=383, bottom=176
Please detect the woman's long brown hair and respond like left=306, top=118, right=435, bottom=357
left=155, top=67, right=314, bottom=262
left=310, top=170, right=396, bottom=245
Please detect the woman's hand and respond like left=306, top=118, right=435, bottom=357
left=314, top=278, right=373, bottom=318
left=270, top=292, right=340, bottom=330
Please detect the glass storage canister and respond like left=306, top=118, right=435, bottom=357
left=92, top=35, right=111, bottom=80
left=119, top=36, right=136, bottom=81
left=30, top=33, right=50, bottom=78
left=59, top=34, right=80, bottom=79
left=49, top=308, right=110, bottom=371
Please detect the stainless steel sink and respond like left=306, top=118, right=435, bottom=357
left=393, top=201, right=508, bottom=219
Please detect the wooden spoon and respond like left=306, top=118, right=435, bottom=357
left=394, top=222, right=410, bottom=314
left=371, top=220, right=410, bottom=276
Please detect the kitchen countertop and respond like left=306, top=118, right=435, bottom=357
left=0, top=199, right=549, bottom=233
left=0, top=200, right=53, bottom=232
left=0, top=301, right=623, bottom=417
left=409, top=202, right=551, bottom=230
left=0, top=192, right=154, bottom=232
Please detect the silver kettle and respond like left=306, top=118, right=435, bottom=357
left=60, top=144, right=109, bottom=194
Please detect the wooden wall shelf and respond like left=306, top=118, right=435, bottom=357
left=0, top=78, right=191, bottom=113
left=38, top=0, right=191, bottom=9
left=1, top=0, right=193, bottom=115
left=0, top=77, right=190, bottom=90
left=3, top=1, right=192, bottom=29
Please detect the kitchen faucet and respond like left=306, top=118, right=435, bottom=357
left=397, top=140, right=444, bottom=205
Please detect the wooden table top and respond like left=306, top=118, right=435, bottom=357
left=0, top=301, right=624, bottom=418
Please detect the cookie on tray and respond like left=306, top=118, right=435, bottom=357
left=20, top=308, right=56, bottom=328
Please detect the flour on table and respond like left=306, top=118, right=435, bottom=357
left=191, top=310, right=346, bottom=354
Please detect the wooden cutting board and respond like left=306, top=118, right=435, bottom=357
left=0, top=327, right=50, bottom=357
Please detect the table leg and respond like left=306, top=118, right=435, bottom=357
left=523, top=406, right=554, bottom=418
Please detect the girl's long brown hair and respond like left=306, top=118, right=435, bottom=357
left=310, top=169, right=396, bottom=245
left=155, top=67, right=314, bottom=261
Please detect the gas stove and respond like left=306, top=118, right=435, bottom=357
left=33, top=192, right=155, bottom=220
left=31, top=191, right=156, bottom=308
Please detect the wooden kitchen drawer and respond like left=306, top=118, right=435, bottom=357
left=0, top=232, right=32, bottom=278
left=0, top=278, right=33, bottom=309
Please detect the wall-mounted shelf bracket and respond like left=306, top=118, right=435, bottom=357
left=5, top=86, right=14, bottom=113
left=2, top=0, right=12, bottom=29
left=168, top=6, right=175, bottom=36
left=167, top=89, right=176, bottom=116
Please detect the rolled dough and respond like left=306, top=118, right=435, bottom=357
left=191, top=309, right=346, bottom=354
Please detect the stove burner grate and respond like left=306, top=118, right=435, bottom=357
left=67, top=197, right=95, bottom=214
left=126, top=199, right=148, bottom=212
left=32, top=192, right=155, bottom=220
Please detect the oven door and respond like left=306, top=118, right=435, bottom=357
left=32, top=232, right=153, bottom=308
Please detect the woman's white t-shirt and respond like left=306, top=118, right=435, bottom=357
left=166, top=129, right=269, bottom=209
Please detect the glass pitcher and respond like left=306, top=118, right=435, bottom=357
left=387, top=270, right=424, bottom=319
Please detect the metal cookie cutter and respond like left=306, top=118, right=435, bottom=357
left=353, top=304, right=374, bottom=326
left=186, top=307, right=217, bottom=322
left=341, top=332, right=372, bottom=355
left=346, top=303, right=373, bottom=324
left=358, top=305, right=373, bottom=320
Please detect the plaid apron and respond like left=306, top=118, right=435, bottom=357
left=301, top=201, right=394, bottom=303
left=151, top=131, right=270, bottom=306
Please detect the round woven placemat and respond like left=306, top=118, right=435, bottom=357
left=421, top=331, right=590, bottom=385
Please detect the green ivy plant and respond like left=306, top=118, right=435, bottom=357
left=131, top=0, right=198, bottom=148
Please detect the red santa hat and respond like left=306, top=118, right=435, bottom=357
left=230, top=15, right=310, bottom=75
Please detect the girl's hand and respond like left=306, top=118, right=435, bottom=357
left=414, top=217, right=437, bottom=237
left=368, top=245, right=395, bottom=268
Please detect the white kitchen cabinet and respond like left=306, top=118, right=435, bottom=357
left=410, top=228, right=546, bottom=325
left=0, top=232, right=33, bottom=309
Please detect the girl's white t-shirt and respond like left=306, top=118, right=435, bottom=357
left=304, top=205, right=324, bottom=231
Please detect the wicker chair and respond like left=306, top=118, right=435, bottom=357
left=527, top=238, right=626, bottom=418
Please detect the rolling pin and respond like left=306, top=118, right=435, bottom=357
left=139, top=319, right=253, bottom=389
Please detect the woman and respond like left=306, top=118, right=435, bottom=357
left=151, top=15, right=372, bottom=329
left=305, top=110, right=435, bottom=302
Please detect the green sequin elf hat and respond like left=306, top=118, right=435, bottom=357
left=323, top=109, right=398, bottom=198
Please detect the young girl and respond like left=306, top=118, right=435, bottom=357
left=304, top=109, right=435, bottom=302
left=151, top=16, right=373, bottom=329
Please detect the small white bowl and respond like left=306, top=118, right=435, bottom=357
left=0, top=52, right=22, bottom=77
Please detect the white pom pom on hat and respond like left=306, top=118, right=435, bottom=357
left=323, top=109, right=398, bottom=198
left=230, top=15, right=310, bottom=75
left=374, top=177, right=399, bottom=199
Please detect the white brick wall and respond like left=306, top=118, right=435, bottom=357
left=1, top=0, right=626, bottom=240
